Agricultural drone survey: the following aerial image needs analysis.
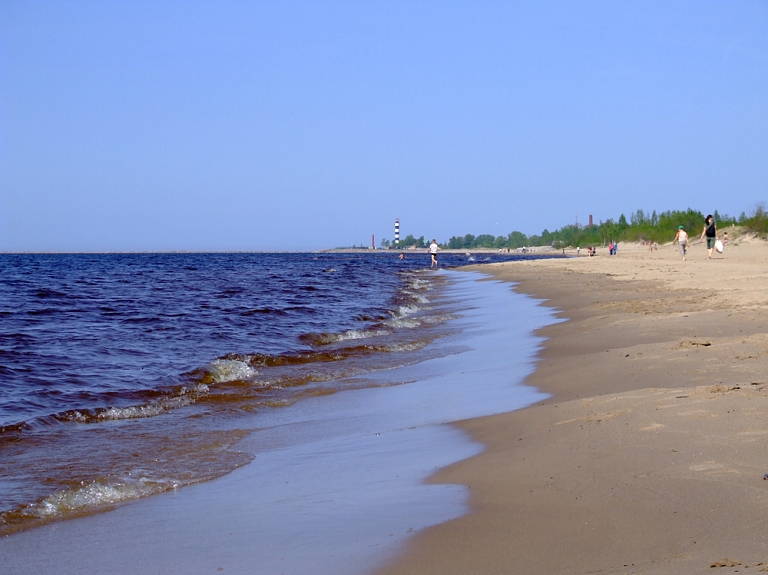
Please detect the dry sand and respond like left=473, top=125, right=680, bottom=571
left=377, top=237, right=768, bottom=575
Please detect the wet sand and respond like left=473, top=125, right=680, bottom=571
left=377, top=237, right=768, bottom=575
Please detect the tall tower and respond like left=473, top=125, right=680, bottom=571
left=394, top=218, right=400, bottom=246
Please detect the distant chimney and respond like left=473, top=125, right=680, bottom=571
left=589, top=214, right=593, bottom=227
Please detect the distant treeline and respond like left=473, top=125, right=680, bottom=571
left=380, top=205, right=767, bottom=250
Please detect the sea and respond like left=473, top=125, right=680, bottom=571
left=0, top=251, right=559, bottom=574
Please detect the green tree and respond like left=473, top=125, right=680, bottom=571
left=475, top=234, right=495, bottom=248
left=507, top=231, right=528, bottom=248
left=447, top=236, right=464, bottom=249
left=630, top=210, right=646, bottom=226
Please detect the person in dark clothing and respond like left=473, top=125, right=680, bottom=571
left=700, top=214, right=718, bottom=260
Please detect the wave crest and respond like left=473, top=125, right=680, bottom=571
left=209, top=359, right=258, bottom=383
left=27, top=475, right=180, bottom=518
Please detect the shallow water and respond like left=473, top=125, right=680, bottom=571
left=1, top=270, right=559, bottom=575
left=0, top=252, right=546, bottom=534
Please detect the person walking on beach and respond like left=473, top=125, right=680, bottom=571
left=674, top=225, right=689, bottom=261
left=429, top=239, right=439, bottom=268
left=700, top=214, right=718, bottom=259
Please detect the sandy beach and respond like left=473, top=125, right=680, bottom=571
left=377, top=236, right=768, bottom=575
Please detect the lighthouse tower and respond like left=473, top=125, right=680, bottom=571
left=394, top=218, right=400, bottom=246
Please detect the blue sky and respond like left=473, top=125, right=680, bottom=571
left=1, top=1, right=766, bottom=251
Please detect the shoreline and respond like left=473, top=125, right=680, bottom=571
left=377, top=239, right=768, bottom=574
left=0, top=271, right=556, bottom=574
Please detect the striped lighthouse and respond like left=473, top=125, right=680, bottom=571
left=394, top=218, right=400, bottom=246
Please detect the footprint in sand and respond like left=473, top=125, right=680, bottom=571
left=710, top=558, right=741, bottom=568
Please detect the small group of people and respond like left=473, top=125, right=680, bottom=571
left=674, top=214, right=724, bottom=261
left=608, top=242, right=619, bottom=255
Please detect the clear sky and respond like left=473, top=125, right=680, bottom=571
left=1, top=1, right=766, bottom=251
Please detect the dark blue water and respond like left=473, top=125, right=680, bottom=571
left=0, top=251, right=547, bottom=534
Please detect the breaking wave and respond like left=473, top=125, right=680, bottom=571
left=27, top=475, right=180, bottom=518
left=209, top=359, right=258, bottom=383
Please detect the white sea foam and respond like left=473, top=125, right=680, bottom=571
left=421, top=313, right=458, bottom=324
left=66, top=411, right=88, bottom=423
left=310, top=329, right=390, bottom=345
left=209, top=359, right=258, bottom=383
left=94, top=384, right=209, bottom=422
left=393, top=304, right=420, bottom=318
left=407, top=277, right=430, bottom=291
left=97, top=403, right=169, bottom=421
left=402, top=290, right=430, bottom=304
left=385, top=318, right=421, bottom=329
left=336, top=329, right=389, bottom=342
left=28, top=475, right=179, bottom=518
left=381, top=342, right=427, bottom=352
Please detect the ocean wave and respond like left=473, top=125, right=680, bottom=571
left=25, top=474, right=180, bottom=519
left=94, top=388, right=207, bottom=421
left=379, top=341, right=428, bottom=352
left=338, top=329, right=389, bottom=341
left=0, top=252, right=496, bottom=537
left=306, top=329, right=390, bottom=345
left=221, top=350, right=346, bottom=367
left=384, top=318, right=421, bottom=329
left=209, top=359, right=258, bottom=383
left=55, top=384, right=210, bottom=424
left=406, top=277, right=430, bottom=291
left=421, top=313, right=459, bottom=324
left=391, top=303, right=420, bottom=318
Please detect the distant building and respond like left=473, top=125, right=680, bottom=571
left=394, top=218, right=400, bottom=246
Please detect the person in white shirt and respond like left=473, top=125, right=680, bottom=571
left=674, top=226, right=689, bottom=261
left=429, top=239, right=439, bottom=268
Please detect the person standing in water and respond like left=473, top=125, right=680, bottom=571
left=674, top=225, right=689, bottom=261
left=700, top=214, right=718, bottom=259
left=429, top=239, right=439, bottom=268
